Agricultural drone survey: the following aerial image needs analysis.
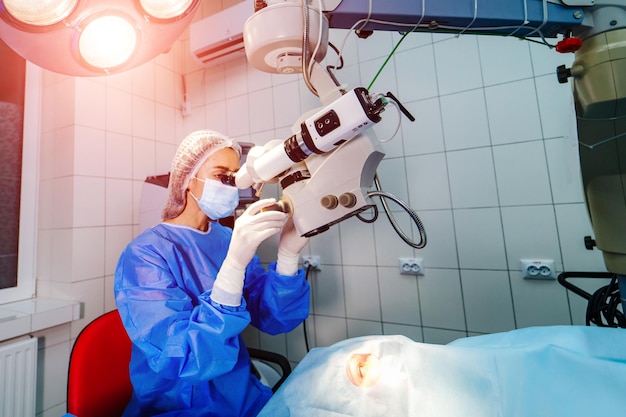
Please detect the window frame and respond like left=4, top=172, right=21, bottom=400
left=0, top=62, right=41, bottom=304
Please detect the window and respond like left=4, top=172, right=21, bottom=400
left=0, top=39, right=41, bottom=304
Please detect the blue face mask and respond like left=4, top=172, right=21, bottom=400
left=190, top=177, right=240, bottom=220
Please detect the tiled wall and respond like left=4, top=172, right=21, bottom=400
left=184, top=29, right=609, bottom=360
left=31, top=3, right=611, bottom=415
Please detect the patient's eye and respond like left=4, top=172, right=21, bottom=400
left=346, top=353, right=381, bottom=387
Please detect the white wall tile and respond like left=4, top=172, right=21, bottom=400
left=413, top=210, right=458, bottom=269
left=132, top=96, right=156, bottom=140
left=382, top=323, right=423, bottom=342
left=339, top=218, right=377, bottom=267
left=155, top=65, right=176, bottom=106
left=132, top=137, right=156, bottom=181
left=510, top=277, right=572, bottom=327
left=343, top=266, right=381, bottom=321
left=310, top=265, right=345, bottom=317
left=247, top=64, right=273, bottom=93
left=418, top=268, right=466, bottom=331
left=545, top=137, right=585, bottom=204
left=501, top=205, right=562, bottom=269
left=226, top=95, right=250, bottom=137
left=440, top=89, right=490, bottom=151
left=378, top=267, right=421, bottom=326
left=434, top=35, right=483, bottom=95
left=74, top=126, right=106, bottom=177
left=224, top=60, right=249, bottom=97
left=37, top=340, right=70, bottom=414
left=106, top=179, right=133, bottom=226
left=447, top=147, right=498, bottom=208
left=535, top=74, right=577, bottom=139
left=72, top=176, right=106, bottom=228
left=74, top=79, right=106, bottom=129
left=204, top=100, right=228, bottom=134
left=454, top=208, right=507, bottom=270
left=106, top=132, right=133, bottom=179
left=202, top=67, right=226, bottom=104
left=105, top=225, right=134, bottom=276
left=461, top=269, right=516, bottom=333
left=477, top=35, right=533, bottom=86
left=347, top=319, right=383, bottom=338
left=357, top=30, right=394, bottom=62
left=248, top=88, right=275, bottom=133
left=405, top=153, right=451, bottom=210
left=106, top=88, right=133, bottom=135
left=376, top=157, right=409, bottom=203
left=132, top=62, right=156, bottom=101
left=155, top=103, right=178, bottom=145
left=308, top=225, right=343, bottom=266
left=359, top=55, right=398, bottom=98
left=485, top=79, right=543, bottom=145
left=401, top=98, right=445, bottom=156
left=529, top=41, right=574, bottom=77
left=373, top=214, right=415, bottom=267
left=493, top=141, right=552, bottom=206
left=394, top=45, right=438, bottom=102
left=272, top=81, right=302, bottom=129
left=313, top=315, right=347, bottom=347
left=71, top=227, right=105, bottom=280
left=422, top=327, right=466, bottom=344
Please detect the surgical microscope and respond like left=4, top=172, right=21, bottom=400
left=222, top=0, right=626, bottom=313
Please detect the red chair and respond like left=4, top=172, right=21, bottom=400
left=67, top=310, right=133, bottom=417
left=67, top=310, right=292, bottom=416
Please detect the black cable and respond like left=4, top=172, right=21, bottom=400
left=302, top=264, right=313, bottom=352
left=586, top=275, right=626, bottom=328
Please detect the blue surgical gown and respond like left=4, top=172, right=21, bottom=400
left=114, top=222, right=310, bottom=417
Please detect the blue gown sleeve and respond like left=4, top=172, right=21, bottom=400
left=114, top=240, right=251, bottom=383
left=244, top=257, right=310, bottom=335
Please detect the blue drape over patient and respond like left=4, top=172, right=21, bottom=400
left=114, top=222, right=310, bottom=417
left=259, top=326, right=626, bottom=417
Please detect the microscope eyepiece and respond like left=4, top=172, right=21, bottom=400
left=218, top=171, right=237, bottom=187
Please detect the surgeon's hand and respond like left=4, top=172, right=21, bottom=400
left=276, top=216, right=309, bottom=276
left=212, top=199, right=287, bottom=306
left=229, top=198, right=288, bottom=267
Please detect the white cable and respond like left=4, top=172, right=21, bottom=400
left=376, top=99, right=402, bottom=143
left=456, top=0, right=478, bottom=37
left=307, top=0, right=324, bottom=78
left=507, top=0, right=530, bottom=37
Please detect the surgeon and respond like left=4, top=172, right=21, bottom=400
left=114, top=130, right=311, bottom=417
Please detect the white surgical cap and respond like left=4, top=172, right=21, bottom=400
left=162, top=130, right=242, bottom=220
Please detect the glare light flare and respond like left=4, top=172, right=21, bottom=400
left=78, top=15, right=137, bottom=70
left=3, top=0, right=77, bottom=25
left=140, top=0, right=195, bottom=19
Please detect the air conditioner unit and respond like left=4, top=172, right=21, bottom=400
left=190, top=0, right=254, bottom=67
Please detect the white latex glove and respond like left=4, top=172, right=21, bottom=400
left=276, top=216, right=309, bottom=276
left=211, top=199, right=287, bottom=306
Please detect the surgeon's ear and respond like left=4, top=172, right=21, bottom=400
left=346, top=353, right=381, bottom=387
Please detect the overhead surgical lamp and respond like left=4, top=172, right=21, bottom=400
left=0, top=0, right=200, bottom=76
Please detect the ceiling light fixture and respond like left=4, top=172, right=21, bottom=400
left=0, top=0, right=200, bottom=76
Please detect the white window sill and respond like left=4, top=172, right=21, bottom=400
left=0, top=298, right=81, bottom=342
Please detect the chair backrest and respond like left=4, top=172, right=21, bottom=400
left=67, top=310, right=133, bottom=417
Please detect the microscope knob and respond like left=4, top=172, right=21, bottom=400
left=584, top=235, right=597, bottom=250
left=338, top=193, right=357, bottom=208
left=321, top=195, right=338, bottom=209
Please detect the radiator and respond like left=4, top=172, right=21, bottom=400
left=0, top=337, right=37, bottom=417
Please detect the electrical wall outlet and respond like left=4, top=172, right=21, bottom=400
left=302, top=255, right=321, bottom=271
left=398, top=257, right=424, bottom=275
left=521, top=259, right=556, bottom=280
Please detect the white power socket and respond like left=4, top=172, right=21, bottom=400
left=521, top=259, right=556, bottom=280
left=398, top=257, right=424, bottom=275
left=302, top=255, right=321, bottom=271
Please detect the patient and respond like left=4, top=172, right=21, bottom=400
left=258, top=326, right=626, bottom=416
